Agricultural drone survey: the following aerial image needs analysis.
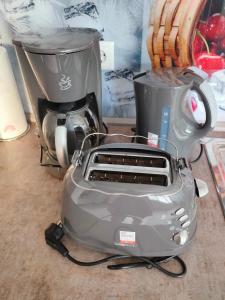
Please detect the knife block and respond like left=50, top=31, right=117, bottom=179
left=147, top=0, right=207, bottom=69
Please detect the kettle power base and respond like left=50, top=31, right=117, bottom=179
left=45, top=222, right=187, bottom=278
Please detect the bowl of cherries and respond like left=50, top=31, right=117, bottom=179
left=193, top=13, right=225, bottom=75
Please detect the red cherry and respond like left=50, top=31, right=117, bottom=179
left=193, top=35, right=205, bottom=54
left=219, top=37, right=225, bottom=51
left=205, top=14, right=225, bottom=41
left=197, top=21, right=208, bottom=36
left=210, top=42, right=218, bottom=54
left=192, top=22, right=208, bottom=58
left=195, top=52, right=225, bottom=75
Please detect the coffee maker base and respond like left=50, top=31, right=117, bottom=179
left=40, top=146, right=66, bottom=179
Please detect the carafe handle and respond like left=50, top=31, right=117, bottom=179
left=55, top=116, right=70, bottom=169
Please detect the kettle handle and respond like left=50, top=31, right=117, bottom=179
left=182, top=67, right=217, bottom=138
left=55, top=117, right=70, bottom=169
left=87, top=107, right=99, bottom=131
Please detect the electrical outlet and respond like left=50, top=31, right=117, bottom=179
left=100, top=41, right=115, bottom=71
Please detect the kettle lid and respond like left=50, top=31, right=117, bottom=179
left=14, top=28, right=101, bottom=54
left=134, top=68, right=195, bottom=88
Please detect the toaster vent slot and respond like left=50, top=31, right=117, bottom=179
left=88, top=170, right=168, bottom=186
left=86, top=150, right=171, bottom=186
left=95, top=154, right=166, bottom=168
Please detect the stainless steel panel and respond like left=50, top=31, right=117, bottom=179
left=205, top=138, right=225, bottom=217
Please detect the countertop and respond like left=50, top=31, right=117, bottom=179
left=0, top=125, right=224, bottom=300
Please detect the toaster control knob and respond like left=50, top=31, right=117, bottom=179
left=179, top=215, right=188, bottom=222
left=181, top=221, right=191, bottom=229
left=173, top=230, right=188, bottom=245
left=175, top=208, right=185, bottom=216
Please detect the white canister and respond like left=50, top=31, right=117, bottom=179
left=0, top=13, right=12, bottom=44
left=0, top=46, right=28, bottom=140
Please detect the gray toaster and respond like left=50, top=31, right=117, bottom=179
left=61, top=141, right=204, bottom=258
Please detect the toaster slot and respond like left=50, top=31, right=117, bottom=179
left=94, top=154, right=166, bottom=168
left=88, top=170, right=168, bottom=186
left=85, top=150, right=172, bottom=186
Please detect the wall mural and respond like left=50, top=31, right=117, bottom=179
left=0, top=0, right=153, bottom=118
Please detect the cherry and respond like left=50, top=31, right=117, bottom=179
left=193, top=18, right=225, bottom=74
left=198, top=21, right=208, bottom=36
left=192, top=21, right=209, bottom=56
left=210, top=42, right=218, bottom=54
left=205, top=14, right=225, bottom=41
left=193, top=35, right=205, bottom=53
left=219, top=37, right=225, bottom=51
left=195, top=52, right=225, bottom=75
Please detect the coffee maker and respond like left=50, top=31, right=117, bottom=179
left=13, top=28, right=103, bottom=178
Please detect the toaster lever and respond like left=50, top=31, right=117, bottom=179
left=72, top=150, right=84, bottom=166
left=176, top=158, right=187, bottom=170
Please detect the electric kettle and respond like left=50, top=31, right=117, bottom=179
left=42, top=100, right=99, bottom=168
left=134, top=67, right=217, bottom=159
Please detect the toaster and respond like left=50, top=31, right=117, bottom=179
left=61, top=138, right=203, bottom=258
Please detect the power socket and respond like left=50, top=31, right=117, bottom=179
left=100, top=41, right=115, bottom=71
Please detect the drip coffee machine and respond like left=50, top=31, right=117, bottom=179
left=13, top=28, right=103, bottom=178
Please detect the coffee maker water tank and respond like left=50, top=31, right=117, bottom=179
left=21, top=28, right=102, bottom=112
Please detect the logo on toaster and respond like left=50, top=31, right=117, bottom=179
left=59, top=74, right=72, bottom=91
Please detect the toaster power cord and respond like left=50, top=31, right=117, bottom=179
left=103, top=122, right=109, bottom=134
left=45, top=223, right=187, bottom=278
left=190, top=144, right=204, bottom=164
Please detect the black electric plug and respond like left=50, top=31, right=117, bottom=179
left=45, top=223, right=69, bottom=257
left=44, top=224, right=186, bottom=277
